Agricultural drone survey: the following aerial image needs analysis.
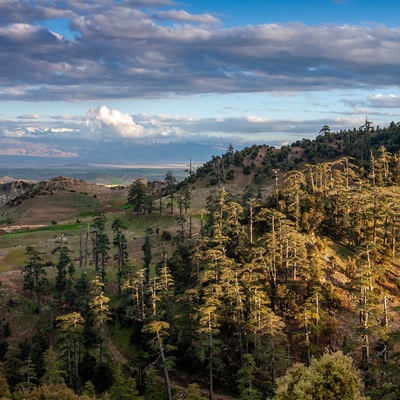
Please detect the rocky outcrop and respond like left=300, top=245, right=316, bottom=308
left=0, top=176, right=111, bottom=207
left=0, top=180, right=36, bottom=207
left=45, top=176, right=109, bottom=193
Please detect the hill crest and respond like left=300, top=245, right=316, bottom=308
left=0, top=176, right=111, bottom=207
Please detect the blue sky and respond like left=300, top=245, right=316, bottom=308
left=1, top=0, right=400, bottom=163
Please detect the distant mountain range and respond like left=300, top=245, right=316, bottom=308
left=0, top=136, right=228, bottom=167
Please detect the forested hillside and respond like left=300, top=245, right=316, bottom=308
left=1, top=122, right=400, bottom=399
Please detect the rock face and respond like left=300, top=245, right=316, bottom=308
left=44, top=176, right=110, bottom=193
left=0, top=180, right=36, bottom=207
left=0, top=176, right=110, bottom=207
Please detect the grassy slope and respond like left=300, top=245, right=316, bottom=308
left=1, top=154, right=400, bottom=397
left=0, top=178, right=198, bottom=339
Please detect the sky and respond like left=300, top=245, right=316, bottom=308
left=1, top=0, right=400, bottom=164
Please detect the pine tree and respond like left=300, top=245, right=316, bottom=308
left=20, top=355, right=37, bottom=390
left=91, top=213, right=110, bottom=284
left=236, top=353, right=262, bottom=400
left=22, top=246, right=48, bottom=314
left=195, top=284, right=223, bottom=400
left=155, top=264, right=175, bottom=324
left=282, top=170, right=307, bottom=231
left=82, top=380, right=96, bottom=397
left=185, top=383, right=207, bottom=400
left=112, top=217, right=129, bottom=295
left=0, top=375, right=11, bottom=399
left=52, top=243, right=73, bottom=301
left=127, top=178, right=150, bottom=214
left=89, top=277, right=110, bottom=365
left=41, top=345, right=64, bottom=385
left=143, top=321, right=174, bottom=400
left=165, top=171, right=177, bottom=214
left=142, top=228, right=153, bottom=285
left=56, top=312, right=84, bottom=388
left=122, top=266, right=147, bottom=323
left=108, top=365, right=140, bottom=400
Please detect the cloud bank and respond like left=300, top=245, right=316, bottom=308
left=0, top=0, right=399, bottom=102
left=1, top=104, right=373, bottom=145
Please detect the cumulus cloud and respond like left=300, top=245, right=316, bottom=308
left=86, top=106, right=144, bottom=138
left=85, top=106, right=183, bottom=140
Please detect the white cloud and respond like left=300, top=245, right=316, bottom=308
left=341, top=93, right=400, bottom=112
left=85, top=106, right=184, bottom=139
left=147, top=118, right=182, bottom=137
left=366, top=94, right=400, bottom=108
left=154, top=10, right=221, bottom=25
left=0, top=22, right=60, bottom=43
left=18, top=113, right=43, bottom=119
left=87, top=106, right=144, bottom=138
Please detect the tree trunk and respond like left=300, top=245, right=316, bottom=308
left=208, top=315, right=214, bottom=400
left=79, top=222, right=83, bottom=269
left=99, top=337, right=104, bottom=365
left=157, top=331, right=172, bottom=400
left=36, top=285, right=42, bottom=314
left=84, top=223, right=90, bottom=268
left=67, top=342, right=73, bottom=387
left=249, top=199, right=254, bottom=245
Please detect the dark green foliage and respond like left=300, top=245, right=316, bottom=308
left=226, top=169, right=235, bottom=180
left=165, top=170, right=177, bottom=214
left=4, top=352, right=24, bottom=388
left=142, top=229, right=152, bottom=284
left=30, top=330, right=49, bottom=380
left=243, top=165, right=252, bottom=175
left=161, top=230, right=172, bottom=241
left=236, top=354, right=262, bottom=399
left=92, top=363, right=114, bottom=394
left=112, top=217, right=129, bottom=294
left=127, top=178, right=152, bottom=214
left=290, top=120, right=400, bottom=167
left=52, top=241, right=73, bottom=301
left=3, top=321, right=11, bottom=337
left=0, top=340, right=8, bottom=361
left=109, top=367, right=140, bottom=399
left=144, top=367, right=165, bottom=400
left=91, top=213, right=110, bottom=284
left=22, top=246, right=48, bottom=314
left=75, top=271, right=92, bottom=315
left=78, top=351, right=97, bottom=384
